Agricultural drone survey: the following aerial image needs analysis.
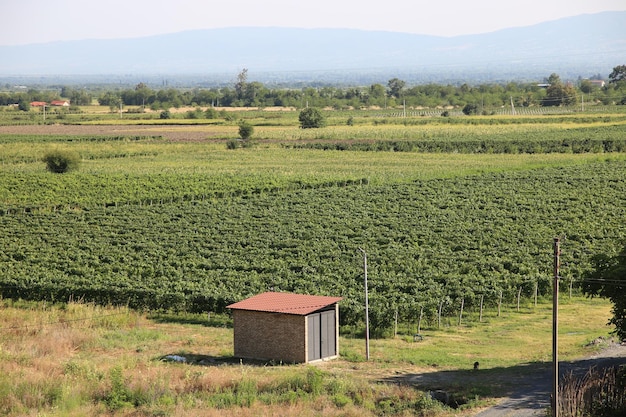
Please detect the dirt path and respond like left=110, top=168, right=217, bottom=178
left=472, top=342, right=626, bottom=417
left=383, top=342, right=626, bottom=417
left=0, top=124, right=222, bottom=141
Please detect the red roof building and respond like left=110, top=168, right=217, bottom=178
left=50, top=100, right=70, bottom=106
left=30, top=101, right=47, bottom=107
left=227, top=292, right=342, bottom=363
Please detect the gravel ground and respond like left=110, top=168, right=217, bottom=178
left=472, top=341, right=626, bottom=417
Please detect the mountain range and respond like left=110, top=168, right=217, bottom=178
left=1, top=11, right=625, bottom=85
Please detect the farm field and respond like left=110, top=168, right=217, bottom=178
left=1, top=108, right=626, bottom=415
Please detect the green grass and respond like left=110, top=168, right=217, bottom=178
left=0, top=297, right=614, bottom=416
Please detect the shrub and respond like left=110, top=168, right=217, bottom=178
left=238, top=120, right=254, bottom=140
left=462, top=103, right=479, bottom=115
left=159, top=110, right=171, bottom=119
left=205, top=108, right=217, bottom=118
left=42, top=149, right=81, bottom=173
left=298, top=107, right=326, bottom=129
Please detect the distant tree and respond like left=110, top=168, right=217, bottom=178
left=543, top=73, right=577, bottom=106
left=134, top=82, right=153, bottom=108
left=235, top=68, right=248, bottom=101
left=583, top=244, right=626, bottom=340
left=159, top=110, right=171, bottom=119
left=387, top=78, right=406, bottom=99
left=298, top=107, right=326, bottom=129
left=18, top=98, right=30, bottom=112
left=609, top=65, right=626, bottom=85
left=42, top=149, right=81, bottom=173
left=462, top=103, right=478, bottom=115
left=579, top=79, right=595, bottom=94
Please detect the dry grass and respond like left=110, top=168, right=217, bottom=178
left=0, top=297, right=615, bottom=416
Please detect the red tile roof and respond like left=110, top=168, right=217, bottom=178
left=227, top=292, right=342, bottom=316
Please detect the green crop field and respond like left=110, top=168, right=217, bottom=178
left=1, top=108, right=626, bottom=416
left=1, top=110, right=625, bottom=333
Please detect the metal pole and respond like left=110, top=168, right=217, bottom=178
left=553, top=237, right=560, bottom=417
left=359, top=248, right=370, bottom=361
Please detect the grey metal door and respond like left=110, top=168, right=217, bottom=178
left=307, top=314, right=321, bottom=361
left=321, top=310, right=336, bottom=358
left=308, top=310, right=336, bottom=361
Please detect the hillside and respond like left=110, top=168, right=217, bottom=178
left=1, top=11, right=624, bottom=84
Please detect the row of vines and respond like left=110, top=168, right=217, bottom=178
left=1, top=160, right=625, bottom=333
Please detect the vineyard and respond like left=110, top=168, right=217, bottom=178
left=1, top=111, right=626, bottom=335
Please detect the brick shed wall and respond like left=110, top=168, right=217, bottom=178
left=233, top=310, right=306, bottom=363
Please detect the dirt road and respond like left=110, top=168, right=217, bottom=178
left=473, top=342, right=626, bottom=417
left=384, top=342, right=626, bottom=417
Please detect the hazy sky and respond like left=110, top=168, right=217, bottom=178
left=2, top=0, right=625, bottom=46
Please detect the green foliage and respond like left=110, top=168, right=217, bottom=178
left=609, top=64, right=626, bottom=85
left=583, top=244, right=626, bottom=340
left=18, top=98, right=30, bottom=112
left=1, top=160, right=625, bottom=331
left=42, top=149, right=81, bottom=173
left=205, top=107, right=217, bottom=118
left=159, top=110, right=171, bottom=119
left=226, top=139, right=239, bottom=150
left=184, top=108, right=205, bottom=119
left=462, top=103, right=479, bottom=115
left=238, top=120, right=254, bottom=140
left=298, top=107, right=326, bottom=129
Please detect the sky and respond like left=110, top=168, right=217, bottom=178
left=2, top=0, right=625, bottom=46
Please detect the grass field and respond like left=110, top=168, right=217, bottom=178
left=0, top=297, right=615, bottom=417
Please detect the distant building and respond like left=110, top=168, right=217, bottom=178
left=29, top=101, right=47, bottom=107
left=51, top=100, right=70, bottom=106
left=588, top=80, right=606, bottom=88
left=227, top=292, right=342, bottom=363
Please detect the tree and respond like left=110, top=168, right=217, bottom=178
left=608, top=65, right=626, bottom=85
left=42, top=149, right=81, bottom=173
left=298, top=107, right=326, bottom=129
left=17, top=98, right=30, bottom=112
left=542, top=73, right=577, bottom=106
left=235, top=68, right=248, bottom=101
left=462, top=103, right=478, bottom=115
left=387, top=78, right=406, bottom=99
left=583, top=244, right=626, bottom=340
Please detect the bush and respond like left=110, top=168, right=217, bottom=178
left=238, top=121, right=254, bottom=140
left=298, top=107, right=326, bottom=129
left=42, top=149, right=81, bottom=173
left=462, top=103, right=479, bottom=115
left=159, top=110, right=171, bottom=119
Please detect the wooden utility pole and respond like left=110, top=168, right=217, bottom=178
left=359, top=248, right=370, bottom=361
left=553, top=237, right=561, bottom=417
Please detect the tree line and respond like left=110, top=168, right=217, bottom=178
left=2, top=66, right=625, bottom=111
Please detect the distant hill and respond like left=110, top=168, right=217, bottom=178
left=1, top=11, right=625, bottom=84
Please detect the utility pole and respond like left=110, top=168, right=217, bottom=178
left=581, top=94, right=584, bottom=112
left=552, top=237, right=561, bottom=417
left=510, top=96, right=516, bottom=115
left=359, top=248, right=370, bottom=361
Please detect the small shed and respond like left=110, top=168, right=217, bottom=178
left=227, top=292, right=342, bottom=363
